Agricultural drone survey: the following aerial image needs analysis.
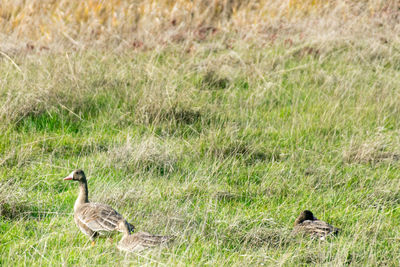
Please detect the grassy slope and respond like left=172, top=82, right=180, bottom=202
left=1, top=39, right=400, bottom=265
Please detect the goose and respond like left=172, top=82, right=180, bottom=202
left=117, top=221, right=174, bottom=252
left=63, top=169, right=135, bottom=245
left=293, top=210, right=340, bottom=239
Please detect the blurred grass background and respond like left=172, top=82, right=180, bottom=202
left=0, top=0, right=399, bottom=50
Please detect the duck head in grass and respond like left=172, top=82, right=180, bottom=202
left=294, top=210, right=317, bottom=225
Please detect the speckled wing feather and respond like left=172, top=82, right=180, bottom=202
left=293, top=220, right=340, bottom=238
left=118, top=232, right=175, bottom=252
left=76, top=203, right=125, bottom=232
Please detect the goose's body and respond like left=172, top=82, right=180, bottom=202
left=293, top=210, right=340, bottom=239
left=117, top=231, right=175, bottom=252
left=64, top=170, right=134, bottom=241
left=116, top=220, right=174, bottom=252
left=74, top=202, right=133, bottom=238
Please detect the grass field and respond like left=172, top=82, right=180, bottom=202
left=1, top=1, right=400, bottom=266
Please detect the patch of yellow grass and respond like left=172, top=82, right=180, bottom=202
left=0, top=0, right=398, bottom=47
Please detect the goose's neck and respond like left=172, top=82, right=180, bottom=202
left=123, top=227, right=131, bottom=237
left=74, top=181, right=89, bottom=211
left=294, top=216, right=305, bottom=226
left=120, top=221, right=132, bottom=236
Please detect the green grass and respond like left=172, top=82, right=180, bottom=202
left=1, top=39, right=400, bottom=265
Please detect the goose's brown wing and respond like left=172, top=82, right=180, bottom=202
left=118, top=232, right=175, bottom=252
left=76, top=203, right=125, bottom=232
left=294, top=220, right=340, bottom=238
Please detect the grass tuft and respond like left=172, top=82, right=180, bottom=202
left=108, top=136, right=177, bottom=174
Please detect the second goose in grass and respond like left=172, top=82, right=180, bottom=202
left=117, top=221, right=175, bottom=252
left=293, top=210, right=340, bottom=240
left=64, top=169, right=135, bottom=244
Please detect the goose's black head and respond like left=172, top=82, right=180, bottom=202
left=294, top=210, right=317, bottom=225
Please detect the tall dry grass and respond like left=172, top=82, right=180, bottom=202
left=0, top=0, right=399, bottom=51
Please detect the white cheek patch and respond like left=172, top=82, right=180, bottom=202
left=69, top=171, right=75, bottom=178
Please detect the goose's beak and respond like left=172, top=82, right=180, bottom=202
left=63, top=171, right=74, bottom=180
